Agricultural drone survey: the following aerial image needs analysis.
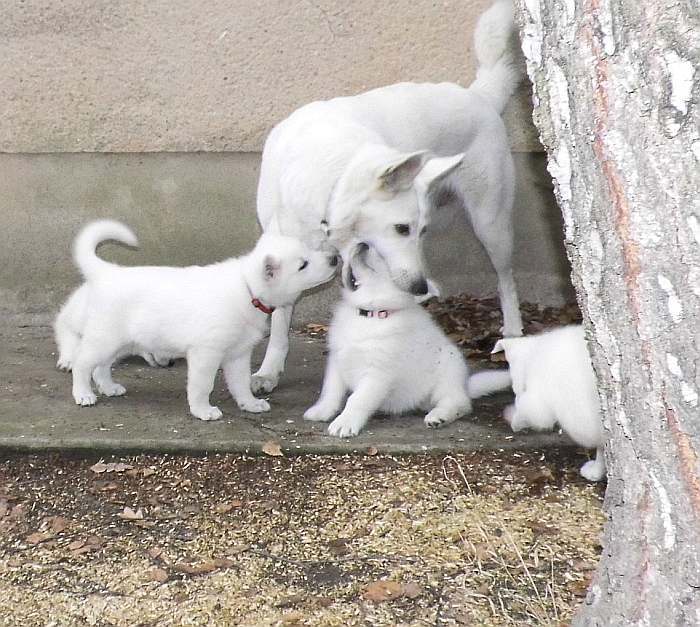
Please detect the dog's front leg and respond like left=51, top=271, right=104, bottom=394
left=304, top=357, right=347, bottom=422
left=251, top=305, right=293, bottom=394
left=327, top=375, right=386, bottom=438
left=186, top=349, right=225, bottom=421
left=223, top=352, right=271, bottom=414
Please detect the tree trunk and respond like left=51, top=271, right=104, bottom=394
left=514, top=0, right=700, bottom=624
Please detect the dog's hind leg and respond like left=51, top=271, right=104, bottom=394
left=251, top=304, right=293, bottom=394
left=54, top=316, right=80, bottom=372
left=71, top=339, right=118, bottom=406
left=304, top=357, right=347, bottom=422
left=223, top=351, right=271, bottom=414
left=580, top=446, right=606, bottom=482
left=92, top=361, right=127, bottom=397
left=186, top=348, right=224, bottom=421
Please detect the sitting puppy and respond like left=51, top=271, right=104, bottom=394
left=60, top=219, right=337, bottom=420
left=304, top=242, right=510, bottom=437
left=55, top=283, right=174, bottom=371
left=492, top=325, right=606, bottom=481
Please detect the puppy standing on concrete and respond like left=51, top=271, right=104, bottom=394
left=492, top=325, right=606, bottom=481
left=253, top=0, right=525, bottom=395
left=304, top=243, right=511, bottom=437
left=58, top=220, right=337, bottom=420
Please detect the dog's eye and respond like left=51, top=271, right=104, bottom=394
left=395, top=224, right=410, bottom=236
left=420, top=226, right=428, bottom=236
left=298, top=260, right=309, bottom=271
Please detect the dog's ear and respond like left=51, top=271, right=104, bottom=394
left=492, top=339, right=508, bottom=354
left=341, top=242, right=370, bottom=290
left=418, top=154, right=464, bottom=193
left=263, top=255, right=281, bottom=280
left=341, top=260, right=358, bottom=291
left=377, top=151, right=429, bottom=194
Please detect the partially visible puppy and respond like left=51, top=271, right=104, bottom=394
left=492, top=325, right=605, bottom=481
left=304, top=242, right=510, bottom=437
left=55, top=283, right=174, bottom=371
left=61, top=220, right=338, bottom=420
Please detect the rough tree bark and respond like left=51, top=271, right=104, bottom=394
left=514, top=0, right=699, bottom=625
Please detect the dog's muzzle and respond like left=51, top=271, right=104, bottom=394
left=408, top=277, right=429, bottom=296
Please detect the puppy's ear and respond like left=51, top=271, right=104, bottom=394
left=377, top=151, right=429, bottom=194
left=418, top=154, right=464, bottom=194
left=492, top=339, right=508, bottom=354
left=263, top=255, right=281, bottom=281
left=341, top=260, right=358, bottom=291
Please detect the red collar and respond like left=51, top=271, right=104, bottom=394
left=252, top=298, right=275, bottom=315
left=358, top=308, right=392, bottom=319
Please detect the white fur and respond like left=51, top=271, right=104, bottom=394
left=55, top=284, right=174, bottom=371
left=493, top=325, right=606, bottom=481
left=58, top=219, right=337, bottom=420
left=253, top=0, right=524, bottom=395
left=304, top=243, right=511, bottom=438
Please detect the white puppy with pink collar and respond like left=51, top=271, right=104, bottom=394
left=304, top=242, right=509, bottom=437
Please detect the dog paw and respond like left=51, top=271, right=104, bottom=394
left=580, top=460, right=606, bottom=482
left=238, top=398, right=271, bottom=413
left=99, top=382, right=127, bottom=397
left=192, top=406, right=223, bottom=421
left=327, top=415, right=363, bottom=438
left=251, top=373, right=279, bottom=394
left=56, top=357, right=72, bottom=372
left=74, top=392, right=97, bottom=406
left=303, top=404, right=336, bottom=422
left=424, top=409, right=453, bottom=428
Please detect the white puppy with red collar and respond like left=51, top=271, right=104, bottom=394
left=58, top=220, right=337, bottom=421
left=304, top=242, right=509, bottom=437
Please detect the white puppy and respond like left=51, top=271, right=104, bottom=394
left=60, top=220, right=337, bottom=420
left=253, top=0, right=524, bottom=395
left=492, top=325, right=606, bottom=481
left=55, top=283, right=174, bottom=371
left=304, top=243, right=511, bottom=437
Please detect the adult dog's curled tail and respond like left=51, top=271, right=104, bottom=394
left=73, top=219, right=138, bottom=279
left=468, top=369, right=512, bottom=398
left=472, top=0, right=524, bottom=113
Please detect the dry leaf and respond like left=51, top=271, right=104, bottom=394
left=90, top=461, right=133, bottom=474
left=262, top=441, right=284, bottom=457
left=214, top=500, right=243, bottom=514
left=148, top=547, right=164, bottom=560
left=47, top=516, right=70, bottom=533
left=26, top=531, right=54, bottom=545
left=367, top=446, right=378, bottom=456
left=279, top=611, right=305, bottom=625
left=89, top=462, right=108, bottom=474
left=67, top=539, right=86, bottom=551
left=148, top=567, right=169, bottom=583
left=362, top=580, right=403, bottom=603
left=142, top=468, right=156, bottom=478
left=117, top=507, right=144, bottom=521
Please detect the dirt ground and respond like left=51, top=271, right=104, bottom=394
left=0, top=450, right=604, bottom=627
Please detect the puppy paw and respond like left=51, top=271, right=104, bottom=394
left=580, top=460, right=606, bottom=482
left=251, top=373, right=279, bottom=394
left=327, top=415, right=363, bottom=438
left=424, top=408, right=456, bottom=428
left=303, top=404, right=336, bottom=422
left=503, top=403, right=516, bottom=425
left=74, top=392, right=97, bottom=406
left=98, top=382, right=127, bottom=397
left=238, top=398, right=271, bottom=413
left=192, top=406, right=223, bottom=421
left=56, top=357, right=72, bottom=372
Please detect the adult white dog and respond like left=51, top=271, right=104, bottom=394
left=304, top=242, right=511, bottom=437
left=57, top=220, right=337, bottom=420
left=253, top=0, right=524, bottom=394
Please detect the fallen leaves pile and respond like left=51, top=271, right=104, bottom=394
left=0, top=451, right=604, bottom=626
left=305, top=295, right=582, bottom=362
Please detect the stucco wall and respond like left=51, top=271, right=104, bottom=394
left=1, top=0, right=539, bottom=153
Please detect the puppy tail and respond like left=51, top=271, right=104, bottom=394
left=471, top=0, right=524, bottom=113
left=468, top=369, right=512, bottom=398
left=73, top=219, right=138, bottom=279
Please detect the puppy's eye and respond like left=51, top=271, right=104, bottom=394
left=298, top=260, right=309, bottom=271
left=395, top=224, right=410, bottom=236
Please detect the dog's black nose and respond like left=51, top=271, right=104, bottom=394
left=408, top=277, right=429, bottom=295
left=329, top=255, right=339, bottom=267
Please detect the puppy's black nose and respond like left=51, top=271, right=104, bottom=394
left=329, top=255, right=339, bottom=267
left=409, top=277, right=429, bottom=295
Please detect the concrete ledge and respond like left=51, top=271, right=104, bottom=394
left=0, top=319, right=573, bottom=456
